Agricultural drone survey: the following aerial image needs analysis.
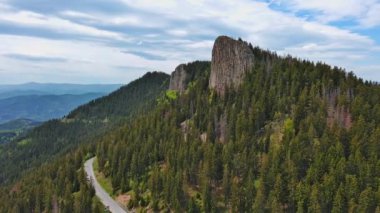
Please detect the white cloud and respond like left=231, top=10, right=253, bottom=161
left=0, top=35, right=180, bottom=84
left=60, top=10, right=164, bottom=28
left=60, top=10, right=96, bottom=20
left=359, top=3, right=380, bottom=27
left=117, top=0, right=374, bottom=48
left=0, top=0, right=379, bottom=83
left=167, top=29, right=188, bottom=37
left=184, top=40, right=214, bottom=49
left=0, top=8, right=129, bottom=41
left=119, top=0, right=177, bottom=11
left=114, top=0, right=380, bottom=80
left=273, top=0, right=380, bottom=27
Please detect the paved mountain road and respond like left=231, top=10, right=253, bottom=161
left=84, top=157, right=127, bottom=213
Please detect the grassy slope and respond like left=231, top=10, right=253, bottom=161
left=93, top=158, right=113, bottom=195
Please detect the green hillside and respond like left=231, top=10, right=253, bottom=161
left=0, top=72, right=169, bottom=184
left=0, top=93, right=105, bottom=124
left=92, top=54, right=380, bottom=212
left=0, top=119, right=41, bottom=144
left=1, top=43, right=380, bottom=212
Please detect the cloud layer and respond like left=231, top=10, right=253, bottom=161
left=0, top=0, right=379, bottom=83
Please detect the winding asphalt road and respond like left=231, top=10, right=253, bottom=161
left=84, top=157, right=127, bottom=213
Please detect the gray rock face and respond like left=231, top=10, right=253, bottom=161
left=169, top=64, right=188, bottom=93
left=209, top=36, right=254, bottom=95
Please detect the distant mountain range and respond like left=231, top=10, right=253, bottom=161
left=0, top=82, right=122, bottom=99
left=0, top=93, right=106, bottom=124
left=0, top=83, right=122, bottom=124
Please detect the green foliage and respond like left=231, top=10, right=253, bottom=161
left=16, top=138, right=30, bottom=147
left=166, top=90, right=178, bottom=100
left=93, top=158, right=113, bottom=195
left=284, top=118, right=294, bottom=136
left=68, top=72, right=169, bottom=121
left=0, top=145, right=104, bottom=212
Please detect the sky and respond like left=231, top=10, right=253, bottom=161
left=0, top=0, right=379, bottom=84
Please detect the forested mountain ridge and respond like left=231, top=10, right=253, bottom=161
left=94, top=36, right=380, bottom=212
left=0, top=36, right=380, bottom=212
left=0, top=83, right=121, bottom=98
left=169, top=61, right=210, bottom=93
left=0, top=93, right=105, bottom=124
left=67, top=71, right=169, bottom=121
left=0, top=83, right=122, bottom=124
left=0, top=72, right=169, bottom=184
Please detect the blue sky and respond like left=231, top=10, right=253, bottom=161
left=0, top=0, right=379, bottom=84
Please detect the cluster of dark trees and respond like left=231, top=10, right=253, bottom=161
left=95, top=51, right=380, bottom=212
left=1, top=46, right=380, bottom=212
left=0, top=145, right=104, bottom=212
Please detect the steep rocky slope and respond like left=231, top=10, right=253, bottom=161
left=209, top=36, right=255, bottom=95
left=169, top=61, right=210, bottom=93
left=169, top=64, right=188, bottom=92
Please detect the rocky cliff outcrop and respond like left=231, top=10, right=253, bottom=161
left=169, top=61, right=211, bottom=93
left=209, top=36, right=255, bottom=95
left=325, top=88, right=353, bottom=129
left=169, top=64, right=188, bottom=93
